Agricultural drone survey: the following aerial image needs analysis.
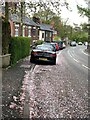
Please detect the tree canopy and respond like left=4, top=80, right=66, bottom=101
left=77, top=5, right=90, bottom=18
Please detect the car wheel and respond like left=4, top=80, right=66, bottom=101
left=30, top=57, right=35, bottom=63
left=52, top=59, right=56, bottom=65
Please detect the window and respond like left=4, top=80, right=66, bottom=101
left=50, top=32, right=52, bottom=37
left=32, top=27, right=36, bottom=36
left=28, top=26, right=31, bottom=37
left=42, top=33, right=44, bottom=38
left=15, top=24, right=19, bottom=37
left=23, top=25, right=25, bottom=37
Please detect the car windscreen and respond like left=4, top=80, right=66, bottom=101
left=71, top=42, right=76, bottom=44
left=36, top=45, right=53, bottom=51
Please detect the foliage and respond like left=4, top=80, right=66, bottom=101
left=9, top=37, right=30, bottom=65
left=77, top=5, right=90, bottom=18
left=34, top=40, right=44, bottom=46
left=69, top=29, right=88, bottom=43
left=25, top=0, right=70, bottom=17
left=80, top=23, right=88, bottom=32
left=77, top=1, right=90, bottom=49
left=34, top=8, right=56, bottom=21
left=50, top=16, right=64, bottom=37
left=53, top=36, right=60, bottom=40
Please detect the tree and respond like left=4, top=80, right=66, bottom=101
left=34, top=8, right=56, bottom=22
left=2, top=2, right=11, bottom=55
left=77, top=1, right=90, bottom=51
left=77, top=5, right=90, bottom=18
left=25, top=0, right=70, bottom=17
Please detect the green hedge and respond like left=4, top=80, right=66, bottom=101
left=9, top=37, right=30, bottom=65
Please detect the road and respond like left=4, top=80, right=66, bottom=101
left=20, top=45, right=89, bottom=119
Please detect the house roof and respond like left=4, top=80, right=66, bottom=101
left=9, top=14, right=39, bottom=27
left=22, top=16, right=39, bottom=27
left=39, top=23, right=53, bottom=32
left=9, top=14, right=21, bottom=23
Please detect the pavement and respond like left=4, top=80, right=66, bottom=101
left=85, top=48, right=90, bottom=55
left=2, top=55, right=31, bottom=119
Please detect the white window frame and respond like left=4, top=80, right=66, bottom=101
left=28, top=26, right=31, bottom=37
left=15, top=24, right=19, bottom=37
left=23, top=25, right=25, bottom=37
left=32, top=27, right=36, bottom=37
left=42, top=33, right=44, bottom=38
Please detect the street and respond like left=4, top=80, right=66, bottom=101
left=1, top=1, right=89, bottom=119
left=20, top=45, right=89, bottom=118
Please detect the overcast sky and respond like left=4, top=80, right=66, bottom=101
left=60, top=0, right=88, bottom=26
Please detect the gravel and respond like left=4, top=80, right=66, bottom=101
left=20, top=54, right=88, bottom=119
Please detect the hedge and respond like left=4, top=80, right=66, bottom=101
left=9, top=37, right=30, bottom=65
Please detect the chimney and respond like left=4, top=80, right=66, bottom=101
left=33, top=16, right=41, bottom=24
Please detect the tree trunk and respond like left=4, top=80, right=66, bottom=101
left=2, top=2, right=11, bottom=55
left=5, top=2, right=9, bottom=23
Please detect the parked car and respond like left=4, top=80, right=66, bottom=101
left=53, top=42, right=59, bottom=51
left=30, top=44, right=57, bottom=64
left=84, top=42, right=88, bottom=46
left=62, top=42, right=66, bottom=48
left=52, top=40, right=63, bottom=50
left=78, top=42, right=83, bottom=45
left=70, top=41, right=77, bottom=46
left=43, top=42, right=59, bottom=51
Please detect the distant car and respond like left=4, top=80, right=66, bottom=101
left=30, top=44, right=57, bottom=64
left=62, top=43, right=66, bottom=48
left=84, top=42, right=88, bottom=46
left=78, top=42, right=82, bottom=45
left=70, top=41, right=76, bottom=46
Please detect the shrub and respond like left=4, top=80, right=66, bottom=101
left=53, top=36, right=60, bottom=40
left=9, top=37, right=30, bottom=65
left=34, top=40, right=44, bottom=46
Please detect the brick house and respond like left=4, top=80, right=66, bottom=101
left=9, top=14, right=57, bottom=43
left=39, top=23, right=54, bottom=42
left=9, top=14, right=40, bottom=44
left=33, top=17, right=57, bottom=42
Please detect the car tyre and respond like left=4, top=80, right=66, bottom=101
left=52, top=59, right=56, bottom=65
left=30, top=57, right=35, bottom=63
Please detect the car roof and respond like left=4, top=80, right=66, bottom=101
left=37, top=44, right=53, bottom=48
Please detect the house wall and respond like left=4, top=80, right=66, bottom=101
left=9, top=20, right=21, bottom=37
left=31, top=26, right=39, bottom=41
left=9, top=20, right=15, bottom=36
left=39, top=30, right=53, bottom=42
left=39, top=30, right=45, bottom=41
left=9, top=20, right=39, bottom=42
left=9, top=19, right=55, bottom=44
left=45, top=31, right=53, bottom=42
